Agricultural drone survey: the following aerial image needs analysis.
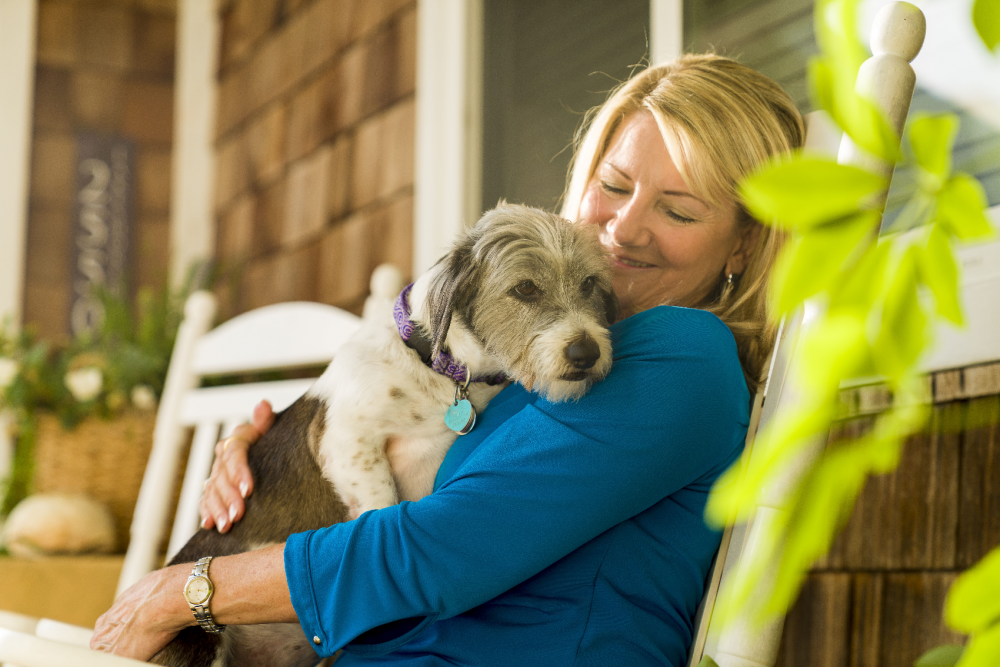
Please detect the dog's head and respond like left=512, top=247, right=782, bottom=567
left=425, top=204, right=617, bottom=402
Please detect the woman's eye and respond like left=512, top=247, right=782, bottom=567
left=581, top=276, right=596, bottom=295
left=600, top=181, right=629, bottom=196
left=514, top=280, right=538, bottom=297
left=665, top=209, right=696, bottom=224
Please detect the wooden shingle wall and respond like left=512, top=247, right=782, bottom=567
left=774, top=363, right=1000, bottom=667
left=25, top=0, right=177, bottom=340
left=212, top=0, right=416, bottom=318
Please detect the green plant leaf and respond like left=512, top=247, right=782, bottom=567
left=797, top=312, right=869, bottom=393
left=808, top=57, right=837, bottom=120
left=829, top=240, right=890, bottom=312
left=770, top=211, right=880, bottom=315
left=909, top=113, right=959, bottom=180
left=706, top=399, right=837, bottom=527
left=915, top=644, right=965, bottom=667
left=740, top=156, right=886, bottom=228
left=873, top=247, right=927, bottom=380
left=814, top=0, right=867, bottom=71
left=957, top=623, right=1000, bottom=667
left=918, top=225, right=964, bottom=326
left=973, top=0, right=1000, bottom=52
left=841, top=93, right=903, bottom=164
left=946, top=545, right=1000, bottom=634
left=937, top=174, right=996, bottom=241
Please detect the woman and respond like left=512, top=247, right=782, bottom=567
left=92, top=54, right=803, bottom=665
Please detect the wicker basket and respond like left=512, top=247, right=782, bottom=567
left=32, top=410, right=158, bottom=552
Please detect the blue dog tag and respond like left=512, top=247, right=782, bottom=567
left=445, top=399, right=477, bottom=435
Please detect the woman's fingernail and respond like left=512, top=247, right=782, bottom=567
left=201, top=517, right=210, bottom=529
left=229, top=505, right=238, bottom=522
left=239, top=482, right=248, bottom=498
left=218, top=516, right=228, bottom=531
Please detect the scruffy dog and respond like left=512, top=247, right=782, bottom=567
left=153, top=204, right=617, bottom=666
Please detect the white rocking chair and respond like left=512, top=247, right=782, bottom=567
left=0, top=266, right=404, bottom=666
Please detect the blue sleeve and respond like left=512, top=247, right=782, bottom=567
left=284, top=307, right=750, bottom=656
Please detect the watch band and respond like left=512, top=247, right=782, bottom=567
left=187, top=557, right=225, bottom=634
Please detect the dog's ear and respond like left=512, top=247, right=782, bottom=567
left=600, top=281, right=620, bottom=325
left=425, top=235, right=479, bottom=358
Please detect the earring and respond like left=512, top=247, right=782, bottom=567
left=721, top=272, right=738, bottom=303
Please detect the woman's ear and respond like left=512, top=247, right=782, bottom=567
left=724, top=221, right=762, bottom=277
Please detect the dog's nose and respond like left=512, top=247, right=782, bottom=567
left=565, top=335, right=600, bottom=370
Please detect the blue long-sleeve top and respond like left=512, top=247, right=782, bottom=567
left=284, top=306, right=749, bottom=666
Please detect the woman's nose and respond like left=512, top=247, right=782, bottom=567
left=605, top=196, right=649, bottom=247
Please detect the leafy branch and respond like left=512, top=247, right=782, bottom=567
left=704, top=0, right=999, bottom=664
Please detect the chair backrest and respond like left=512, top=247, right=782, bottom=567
left=116, top=266, right=404, bottom=597
left=686, top=4, right=926, bottom=666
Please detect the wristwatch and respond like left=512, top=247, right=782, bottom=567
left=183, top=556, right=225, bottom=634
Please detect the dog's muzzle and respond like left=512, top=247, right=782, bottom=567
left=564, top=335, right=601, bottom=371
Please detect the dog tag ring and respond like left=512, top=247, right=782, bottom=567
left=445, top=381, right=477, bottom=435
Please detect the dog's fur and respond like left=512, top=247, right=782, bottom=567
left=153, top=205, right=617, bottom=666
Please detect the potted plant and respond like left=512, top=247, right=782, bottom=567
left=0, top=285, right=186, bottom=551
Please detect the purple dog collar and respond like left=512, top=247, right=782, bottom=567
left=393, top=284, right=507, bottom=386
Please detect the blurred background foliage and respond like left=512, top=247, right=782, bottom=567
left=0, top=284, right=187, bottom=518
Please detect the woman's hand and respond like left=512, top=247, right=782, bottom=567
left=199, top=400, right=276, bottom=533
left=90, top=565, right=191, bottom=660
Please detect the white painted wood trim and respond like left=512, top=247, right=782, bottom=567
left=170, top=0, right=220, bottom=286
left=921, top=205, right=1000, bottom=372
left=413, top=0, right=484, bottom=275
left=34, top=619, right=93, bottom=648
left=650, top=0, right=683, bottom=65
left=117, top=291, right=217, bottom=596
left=0, top=628, right=150, bottom=666
left=166, top=419, right=223, bottom=559
left=0, top=0, right=37, bottom=327
left=190, top=301, right=361, bottom=376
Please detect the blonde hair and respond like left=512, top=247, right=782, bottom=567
left=560, top=54, right=804, bottom=395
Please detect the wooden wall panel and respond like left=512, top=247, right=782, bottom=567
left=775, top=573, right=851, bottom=667
left=957, top=396, right=1000, bottom=568
left=779, top=367, right=1000, bottom=663
left=878, top=574, right=964, bottom=667
left=213, top=0, right=416, bottom=318
left=24, top=0, right=176, bottom=340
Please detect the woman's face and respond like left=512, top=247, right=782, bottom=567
left=578, top=111, right=757, bottom=318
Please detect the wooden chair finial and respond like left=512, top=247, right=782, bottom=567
left=870, top=1, right=926, bottom=63
left=183, top=290, right=217, bottom=322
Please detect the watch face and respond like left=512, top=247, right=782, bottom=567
left=185, top=576, right=212, bottom=605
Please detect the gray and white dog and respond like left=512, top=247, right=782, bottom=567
left=153, top=204, right=618, bottom=667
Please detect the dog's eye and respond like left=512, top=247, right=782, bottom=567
left=513, top=280, right=538, bottom=297
left=581, top=276, right=596, bottom=296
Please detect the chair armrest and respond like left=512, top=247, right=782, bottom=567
left=0, top=628, right=150, bottom=666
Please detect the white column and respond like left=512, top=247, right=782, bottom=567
left=0, top=0, right=38, bottom=327
left=650, top=0, right=683, bottom=66
left=413, top=0, right=484, bottom=275
left=170, top=0, right=220, bottom=287
left=0, top=0, right=37, bottom=506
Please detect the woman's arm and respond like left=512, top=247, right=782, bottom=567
left=287, top=308, right=750, bottom=655
left=91, top=544, right=295, bottom=660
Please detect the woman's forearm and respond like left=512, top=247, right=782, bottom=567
left=92, top=543, right=297, bottom=659
left=205, top=543, right=297, bottom=625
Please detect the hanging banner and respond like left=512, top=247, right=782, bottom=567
left=70, top=133, right=135, bottom=336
